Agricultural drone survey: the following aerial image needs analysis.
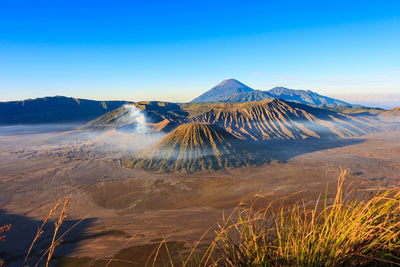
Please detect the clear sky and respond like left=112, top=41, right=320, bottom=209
left=0, top=0, right=399, bottom=107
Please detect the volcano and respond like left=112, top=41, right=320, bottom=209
left=190, top=79, right=352, bottom=107
left=191, top=79, right=254, bottom=103
left=88, top=98, right=383, bottom=142
left=191, top=99, right=381, bottom=140
left=122, top=123, right=259, bottom=173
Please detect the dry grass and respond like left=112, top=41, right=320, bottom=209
left=24, top=202, right=60, bottom=264
left=0, top=224, right=11, bottom=242
left=45, top=198, right=69, bottom=267
left=0, top=224, right=11, bottom=267
left=3, top=169, right=400, bottom=266
left=153, top=169, right=400, bottom=266
left=2, top=197, right=72, bottom=267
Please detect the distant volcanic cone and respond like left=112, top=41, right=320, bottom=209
left=122, top=123, right=259, bottom=173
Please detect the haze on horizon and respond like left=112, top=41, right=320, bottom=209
left=0, top=0, right=399, bottom=108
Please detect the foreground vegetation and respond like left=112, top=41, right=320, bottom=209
left=2, top=170, right=400, bottom=266
left=0, top=199, right=70, bottom=267
left=154, top=170, right=400, bottom=266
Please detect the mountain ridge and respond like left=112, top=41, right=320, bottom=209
left=87, top=98, right=384, bottom=142
left=190, top=98, right=380, bottom=140
left=0, top=96, right=129, bottom=124
left=92, top=98, right=387, bottom=173
left=191, top=79, right=352, bottom=107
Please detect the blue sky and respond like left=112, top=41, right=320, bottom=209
left=0, top=0, right=399, bottom=107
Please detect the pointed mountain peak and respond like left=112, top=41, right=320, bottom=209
left=216, top=78, right=248, bottom=87
left=212, top=79, right=252, bottom=91
left=191, top=79, right=254, bottom=103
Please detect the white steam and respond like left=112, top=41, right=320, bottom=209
left=121, top=104, right=149, bottom=133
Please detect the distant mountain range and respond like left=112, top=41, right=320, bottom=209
left=191, top=79, right=352, bottom=107
left=0, top=96, right=128, bottom=124
left=0, top=82, right=393, bottom=173
left=0, top=79, right=380, bottom=125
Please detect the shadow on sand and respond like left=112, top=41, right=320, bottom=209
left=0, top=210, right=96, bottom=266
left=247, top=137, right=366, bottom=165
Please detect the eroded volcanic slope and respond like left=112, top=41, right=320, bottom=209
left=122, top=123, right=259, bottom=173
left=87, top=99, right=383, bottom=141
left=190, top=99, right=382, bottom=140
left=89, top=99, right=386, bottom=172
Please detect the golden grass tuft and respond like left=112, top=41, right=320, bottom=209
left=24, top=202, right=60, bottom=264
left=153, top=169, right=400, bottom=266
left=1, top=198, right=71, bottom=266
left=22, top=197, right=71, bottom=267
left=45, top=198, right=70, bottom=267
left=0, top=224, right=11, bottom=267
left=0, top=224, right=11, bottom=243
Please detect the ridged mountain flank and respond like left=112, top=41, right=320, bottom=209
left=122, top=123, right=259, bottom=173
left=223, top=90, right=273, bottom=102
left=87, top=99, right=383, bottom=142
left=266, top=87, right=351, bottom=107
left=190, top=99, right=381, bottom=140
